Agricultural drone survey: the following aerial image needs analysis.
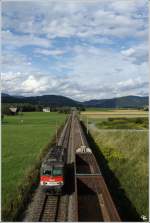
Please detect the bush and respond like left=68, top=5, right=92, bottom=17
left=108, top=118, right=114, bottom=121
left=135, top=118, right=143, bottom=124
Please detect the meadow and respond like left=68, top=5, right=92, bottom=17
left=81, top=110, right=149, bottom=220
left=95, top=117, right=148, bottom=129
left=2, top=112, right=67, bottom=220
left=81, top=109, right=148, bottom=118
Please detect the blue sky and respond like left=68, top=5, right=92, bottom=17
left=1, top=0, right=149, bottom=101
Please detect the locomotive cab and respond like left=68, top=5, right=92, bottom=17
left=40, top=145, right=66, bottom=194
left=40, top=162, right=65, bottom=194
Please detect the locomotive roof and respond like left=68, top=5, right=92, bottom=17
left=42, top=145, right=65, bottom=165
left=41, top=161, right=64, bottom=169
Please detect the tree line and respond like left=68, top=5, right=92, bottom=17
left=1, top=103, right=86, bottom=116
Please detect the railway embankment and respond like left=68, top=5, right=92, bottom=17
left=81, top=121, right=146, bottom=221
left=22, top=112, right=121, bottom=222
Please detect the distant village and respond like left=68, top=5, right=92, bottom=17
left=1, top=104, right=83, bottom=120
left=9, top=106, right=51, bottom=115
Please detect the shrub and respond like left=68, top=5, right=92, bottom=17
left=135, top=118, right=143, bottom=124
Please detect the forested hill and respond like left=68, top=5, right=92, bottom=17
left=1, top=94, right=80, bottom=107
left=1, top=93, right=148, bottom=108
left=83, top=95, right=148, bottom=108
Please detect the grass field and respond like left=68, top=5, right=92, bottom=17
left=2, top=112, right=67, bottom=220
left=95, top=117, right=148, bottom=129
left=81, top=111, right=149, bottom=220
left=85, top=107, right=113, bottom=111
left=81, top=109, right=148, bottom=118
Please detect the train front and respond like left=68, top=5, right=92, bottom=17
left=40, top=162, right=64, bottom=194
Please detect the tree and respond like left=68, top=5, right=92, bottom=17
left=144, top=105, right=149, bottom=111
left=1, top=113, right=4, bottom=122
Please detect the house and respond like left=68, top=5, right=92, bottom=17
left=9, top=107, right=18, bottom=115
left=43, top=107, right=51, bottom=112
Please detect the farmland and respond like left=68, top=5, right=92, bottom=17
left=2, top=112, right=67, bottom=220
left=81, top=109, right=148, bottom=118
left=95, top=117, right=148, bottom=129
left=81, top=110, right=149, bottom=220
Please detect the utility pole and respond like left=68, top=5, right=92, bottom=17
left=55, top=121, right=58, bottom=146
left=71, top=116, right=74, bottom=162
left=87, top=116, right=88, bottom=135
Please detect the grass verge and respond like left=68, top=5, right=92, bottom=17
left=2, top=112, right=67, bottom=221
left=81, top=121, right=148, bottom=221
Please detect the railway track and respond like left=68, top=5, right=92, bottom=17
left=24, top=112, right=121, bottom=222
left=39, top=195, right=60, bottom=222
left=37, top=114, right=73, bottom=222
left=73, top=114, right=121, bottom=222
left=25, top=114, right=73, bottom=222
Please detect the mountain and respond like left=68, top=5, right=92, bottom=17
left=1, top=93, right=80, bottom=107
left=11, top=95, right=25, bottom=98
left=1, top=93, right=11, bottom=97
left=83, top=95, right=149, bottom=108
left=1, top=93, right=148, bottom=108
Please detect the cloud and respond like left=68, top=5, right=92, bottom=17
left=110, top=0, right=147, bottom=13
left=2, top=30, right=51, bottom=49
left=117, top=78, right=148, bottom=91
left=34, top=48, right=65, bottom=56
left=121, top=43, right=148, bottom=64
left=1, top=0, right=148, bottom=100
left=121, top=48, right=135, bottom=57
left=2, top=50, right=37, bottom=75
left=2, top=0, right=148, bottom=40
left=2, top=44, right=148, bottom=100
left=2, top=71, right=148, bottom=101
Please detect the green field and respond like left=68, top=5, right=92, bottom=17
left=2, top=112, right=67, bottom=220
left=82, top=113, right=149, bottom=220
left=81, top=109, right=148, bottom=118
left=85, top=108, right=148, bottom=112
left=85, top=107, right=113, bottom=111
left=95, top=117, right=148, bottom=129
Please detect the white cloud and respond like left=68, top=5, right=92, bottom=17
left=121, top=43, right=148, bottom=64
left=34, top=48, right=65, bottom=56
left=2, top=44, right=148, bottom=100
left=2, top=50, right=37, bottom=75
left=22, top=75, right=42, bottom=93
left=1, top=0, right=148, bottom=100
left=2, top=0, right=148, bottom=39
left=110, top=0, right=148, bottom=14
left=121, top=48, right=135, bottom=57
left=2, top=30, right=51, bottom=49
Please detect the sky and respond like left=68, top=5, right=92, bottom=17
left=1, top=0, right=149, bottom=101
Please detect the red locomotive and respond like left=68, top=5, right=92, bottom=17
left=40, top=145, right=66, bottom=194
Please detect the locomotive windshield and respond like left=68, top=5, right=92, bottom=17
left=42, top=167, right=63, bottom=176
left=52, top=168, right=63, bottom=176
left=43, top=169, right=52, bottom=175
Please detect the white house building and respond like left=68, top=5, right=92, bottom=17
left=43, top=107, right=51, bottom=112
left=9, top=107, right=18, bottom=115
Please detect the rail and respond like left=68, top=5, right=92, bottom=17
left=25, top=112, right=121, bottom=222
left=74, top=115, right=121, bottom=222
left=31, top=114, right=73, bottom=222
